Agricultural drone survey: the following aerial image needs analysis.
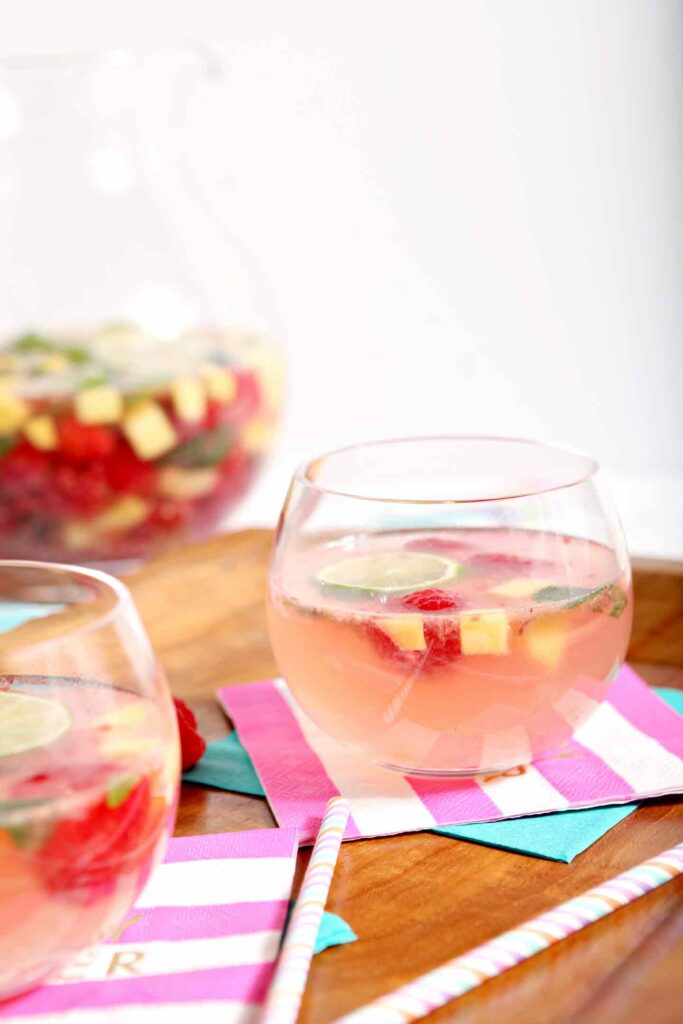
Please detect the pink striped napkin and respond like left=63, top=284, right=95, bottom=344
left=1, top=829, right=298, bottom=1024
left=218, top=666, right=683, bottom=845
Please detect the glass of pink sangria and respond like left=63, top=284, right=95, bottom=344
left=267, top=437, right=632, bottom=776
left=0, top=562, right=179, bottom=1000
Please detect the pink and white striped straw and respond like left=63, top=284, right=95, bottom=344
left=334, top=841, right=683, bottom=1024
left=261, top=796, right=350, bottom=1024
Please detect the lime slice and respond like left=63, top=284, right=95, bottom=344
left=314, top=552, right=462, bottom=595
left=0, top=691, right=71, bottom=758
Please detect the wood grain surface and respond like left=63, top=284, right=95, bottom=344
left=123, top=530, right=683, bottom=1024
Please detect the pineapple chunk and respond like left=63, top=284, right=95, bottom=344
left=461, top=610, right=510, bottom=655
left=242, top=417, right=273, bottom=453
left=0, top=353, right=18, bottom=373
left=524, top=616, right=567, bottom=668
left=123, top=401, right=177, bottom=460
left=200, top=364, right=237, bottom=404
left=62, top=496, right=149, bottom=551
left=100, top=734, right=156, bottom=759
left=171, top=376, right=207, bottom=423
left=376, top=615, right=426, bottom=651
left=0, top=390, right=29, bottom=435
left=94, top=495, right=149, bottom=533
left=75, top=385, right=123, bottom=425
left=40, top=352, right=70, bottom=374
left=158, top=465, right=218, bottom=500
left=24, top=414, right=58, bottom=451
left=62, top=521, right=97, bottom=551
left=95, top=703, right=147, bottom=731
left=489, top=577, right=554, bottom=599
left=243, top=347, right=284, bottom=410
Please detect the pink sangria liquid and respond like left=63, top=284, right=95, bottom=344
left=268, top=529, right=632, bottom=775
left=0, top=677, right=178, bottom=1000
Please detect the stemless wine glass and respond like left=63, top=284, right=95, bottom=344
left=0, top=562, right=179, bottom=1000
left=267, top=436, right=633, bottom=776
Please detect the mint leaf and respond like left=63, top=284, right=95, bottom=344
left=0, top=435, right=17, bottom=459
left=162, top=425, right=232, bottom=468
left=607, top=586, right=628, bottom=619
left=4, top=803, right=55, bottom=851
left=64, top=345, right=90, bottom=364
left=13, top=333, right=55, bottom=354
left=532, top=585, right=601, bottom=607
left=12, top=334, right=90, bottom=364
left=8, top=823, right=34, bottom=849
left=78, top=372, right=110, bottom=390
left=533, top=582, right=628, bottom=618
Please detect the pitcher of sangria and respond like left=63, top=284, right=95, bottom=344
left=268, top=437, right=632, bottom=775
left=0, top=50, right=282, bottom=564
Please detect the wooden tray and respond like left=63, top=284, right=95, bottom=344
left=124, top=530, right=683, bottom=1023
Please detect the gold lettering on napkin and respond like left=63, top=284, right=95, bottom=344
left=106, top=950, right=145, bottom=977
left=109, top=913, right=143, bottom=942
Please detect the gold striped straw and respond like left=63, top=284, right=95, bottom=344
left=261, top=796, right=350, bottom=1024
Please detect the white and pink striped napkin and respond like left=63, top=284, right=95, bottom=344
left=219, top=666, right=683, bottom=845
left=1, top=829, right=298, bottom=1024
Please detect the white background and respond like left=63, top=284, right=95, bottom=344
left=4, top=0, right=682, bottom=559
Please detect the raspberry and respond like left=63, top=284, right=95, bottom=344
left=104, top=444, right=156, bottom=495
left=423, top=620, right=462, bottom=668
left=232, top=371, right=261, bottom=422
left=204, top=398, right=229, bottom=430
left=466, top=548, right=552, bottom=573
left=148, top=501, right=189, bottom=531
left=53, top=461, right=111, bottom=514
left=173, top=696, right=198, bottom=730
left=0, top=443, right=54, bottom=521
left=404, top=536, right=474, bottom=556
left=470, top=552, right=536, bottom=569
left=179, top=725, right=206, bottom=771
left=32, top=775, right=157, bottom=895
left=14, top=763, right=113, bottom=803
left=173, top=697, right=206, bottom=770
left=401, top=588, right=465, bottom=612
left=59, top=417, right=117, bottom=462
left=367, top=617, right=461, bottom=673
left=367, top=623, right=404, bottom=662
left=1, top=440, right=51, bottom=475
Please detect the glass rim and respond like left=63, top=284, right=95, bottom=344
left=0, top=559, right=134, bottom=639
left=295, top=434, right=600, bottom=504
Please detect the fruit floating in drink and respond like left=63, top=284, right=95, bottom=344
left=268, top=528, right=632, bottom=774
left=0, top=676, right=178, bottom=1000
left=0, top=324, right=282, bottom=562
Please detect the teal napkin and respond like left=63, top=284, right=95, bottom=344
left=184, top=688, right=683, bottom=863
left=183, top=732, right=265, bottom=796
left=0, top=601, right=64, bottom=634
left=432, top=802, right=637, bottom=861
left=282, top=903, right=357, bottom=955
left=659, top=687, right=683, bottom=716
left=311, top=910, right=357, bottom=954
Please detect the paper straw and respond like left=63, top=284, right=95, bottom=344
left=261, top=796, right=350, bottom=1024
left=334, top=841, right=683, bottom=1024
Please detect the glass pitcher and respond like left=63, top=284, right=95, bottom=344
left=0, top=49, right=283, bottom=563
